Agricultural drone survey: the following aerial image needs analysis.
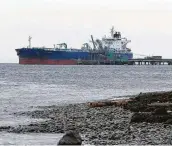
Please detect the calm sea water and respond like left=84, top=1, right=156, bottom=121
left=0, top=63, right=172, bottom=144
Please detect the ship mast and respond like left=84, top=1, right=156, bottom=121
left=110, top=26, right=115, bottom=38
left=28, top=36, right=32, bottom=48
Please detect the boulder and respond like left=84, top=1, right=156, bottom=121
left=130, top=112, right=172, bottom=123
left=58, top=130, right=82, bottom=145
left=130, top=113, right=147, bottom=123
left=153, top=107, right=168, bottom=115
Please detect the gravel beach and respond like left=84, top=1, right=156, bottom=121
left=1, top=91, right=172, bottom=145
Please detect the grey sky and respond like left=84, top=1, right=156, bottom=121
left=0, top=0, right=172, bottom=63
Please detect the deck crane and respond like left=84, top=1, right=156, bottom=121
left=56, top=43, right=67, bottom=49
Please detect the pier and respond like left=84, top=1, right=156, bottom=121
left=128, top=58, right=172, bottom=65
left=77, top=58, right=172, bottom=65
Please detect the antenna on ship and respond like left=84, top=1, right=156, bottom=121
left=110, top=26, right=115, bottom=38
left=28, top=36, right=32, bottom=48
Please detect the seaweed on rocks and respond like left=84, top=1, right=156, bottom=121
left=124, top=91, right=172, bottom=112
left=130, top=112, right=172, bottom=123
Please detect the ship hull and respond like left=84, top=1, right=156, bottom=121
left=16, top=48, right=133, bottom=65
left=19, top=58, right=77, bottom=65
left=16, top=48, right=89, bottom=65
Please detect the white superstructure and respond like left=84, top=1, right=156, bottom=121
left=99, top=26, right=131, bottom=53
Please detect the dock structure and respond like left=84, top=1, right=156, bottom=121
left=128, top=59, right=172, bottom=65
left=77, top=58, right=172, bottom=65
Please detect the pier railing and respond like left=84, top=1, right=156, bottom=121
left=77, top=58, right=172, bottom=65
left=128, top=58, right=172, bottom=65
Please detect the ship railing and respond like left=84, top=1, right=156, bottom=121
left=30, top=47, right=51, bottom=50
left=53, top=48, right=89, bottom=52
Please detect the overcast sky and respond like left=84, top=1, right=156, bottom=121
left=0, top=0, right=172, bottom=63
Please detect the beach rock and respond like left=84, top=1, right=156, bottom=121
left=165, top=119, right=172, bottom=124
left=130, top=112, right=172, bottom=123
left=124, top=102, right=147, bottom=112
left=153, top=107, right=168, bottom=115
left=144, top=107, right=155, bottom=112
left=57, top=130, right=82, bottom=145
left=130, top=113, right=147, bottom=123
left=88, top=101, right=114, bottom=108
left=0, top=126, right=12, bottom=131
left=124, top=91, right=172, bottom=112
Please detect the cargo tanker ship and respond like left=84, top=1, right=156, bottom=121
left=15, top=27, right=133, bottom=65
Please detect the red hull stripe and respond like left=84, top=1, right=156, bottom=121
left=19, top=58, right=77, bottom=65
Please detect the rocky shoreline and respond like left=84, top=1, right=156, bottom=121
left=1, top=91, right=172, bottom=145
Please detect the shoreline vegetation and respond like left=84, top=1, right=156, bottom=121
left=1, top=91, right=172, bottom=145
